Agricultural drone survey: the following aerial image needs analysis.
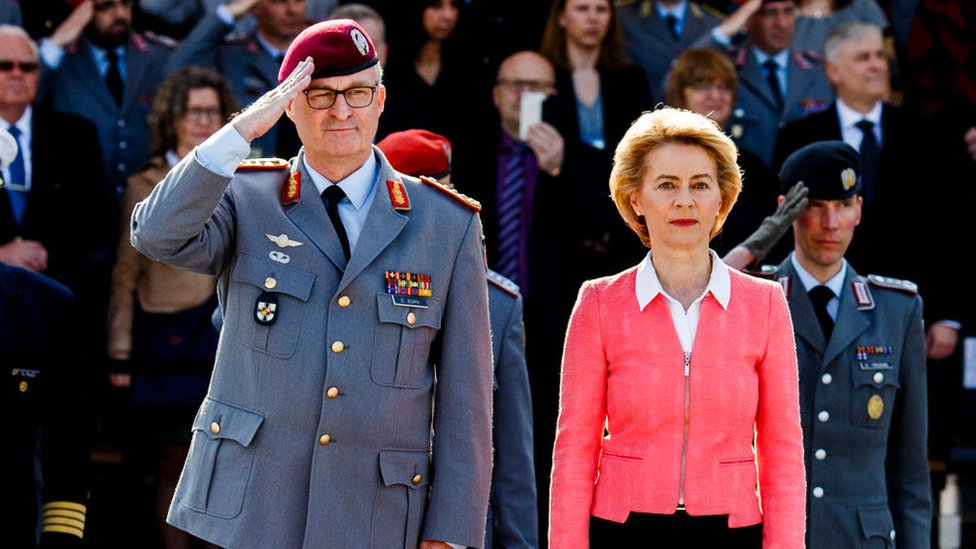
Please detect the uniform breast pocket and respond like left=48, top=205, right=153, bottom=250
left=177, top=397, right=264, bottom=519
left=850, top=363, right=900, bottom=429
left=371, top=293, right=442, bottom=389
left=233, top=252, right=315, bottom=359
left=8, top=368, right=42, bottom=414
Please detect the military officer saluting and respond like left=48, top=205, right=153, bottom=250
left=768, top=141, right=931, bottom=548
left=131, top=20, right=493, bottom=549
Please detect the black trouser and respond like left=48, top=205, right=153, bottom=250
left=590, top=511, right=763, bottom=548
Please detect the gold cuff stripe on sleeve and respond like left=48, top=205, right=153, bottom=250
left=43, top=501, right=87, bottom=514
left=42, top=509, right=86, bottom=522
left=42, top=516, right=85, bottom=530
left=41, top=524, right=84, bottom=539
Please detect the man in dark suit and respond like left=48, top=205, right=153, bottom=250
left=772, top=22, right=958, bottom=364
left=0, top=25, right=109, bottom=294
left=165, top=0, right=307, bottom=157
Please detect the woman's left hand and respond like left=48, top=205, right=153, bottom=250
left=526, top=121, right=564, bottom=178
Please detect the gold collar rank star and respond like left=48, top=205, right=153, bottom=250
left=266, top=233, right=304, bottom=248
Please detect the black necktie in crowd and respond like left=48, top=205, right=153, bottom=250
left=105, top=48, right=124, bottom=105
left=808, top=285, right=835, bottom=339
left=763, top=60, right=784, bottom=111
left=322, top=185, right=351, bottom=261
left=664, top=14, right=680, bottom=41
left=856, top=119, right=880, bottom=211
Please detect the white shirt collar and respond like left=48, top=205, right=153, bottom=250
left=791, top=252, right=847, bottom=296
left=635, top=249, right=730, bottom=311
left=753, top=48, right=789, bottom=71
left=836, top=98, right=883, bottom=131
left=302, top=151, right=377, bottom=211
left=165, top=149, right=180, bottom=167
left=656, top=0, right=687, bottom=19
left=2, top=106, right=31, bottom=135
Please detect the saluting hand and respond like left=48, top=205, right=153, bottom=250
left=230, top=57, right=314, bottom=144
left=49, top=0, right=94, bottom=49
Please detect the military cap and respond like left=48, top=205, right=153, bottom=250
left=377, top=129, right=452, bottom=179
left=278, top=19, right=378, bottom=83
left=780, top=140, right=861, bottom=200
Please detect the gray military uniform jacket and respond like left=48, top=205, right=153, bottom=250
left=485, top=271, right=538, bottom=549
left=774, top=257, right=931, bottom=548
left=617, top=0, right=722, bottom=101
left=131, top=148, right=494, bottom=548
left=726, top=45, right=834, bottom=167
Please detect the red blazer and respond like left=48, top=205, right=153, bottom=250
left=549, top=266, right=805, bottom=548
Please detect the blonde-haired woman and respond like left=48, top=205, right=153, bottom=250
left=549, top=108, right=806, bottom=548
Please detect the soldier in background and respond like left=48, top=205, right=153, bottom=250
left=768, top=141, right=931, bottom=548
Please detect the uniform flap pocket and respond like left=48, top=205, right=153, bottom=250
left=379, top=449, right=431, bottom=489
left=857, top=505, right=894, bottom=539
left=376, top=293, right=442, bottom=329
left=233, top=252, right=315, bottom=301
left=191, top=397, right=265, bottom=447
left=851, top=365, right=901, bottom=389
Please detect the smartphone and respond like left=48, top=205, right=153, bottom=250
left=518, top=91, right=545, bottom=141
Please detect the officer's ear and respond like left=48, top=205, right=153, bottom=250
left=854, top=194, right=863, bottom=226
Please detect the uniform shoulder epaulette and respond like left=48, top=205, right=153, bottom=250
left=792, top=50, right=821, bottom=70
left=867, top=274, right=918, bottom=295
left=237, top=158, right=290, bottom=171
left=419, top=175, right=481, bottom=212
left=142, top=31, right=177, bottom=49
left=692, top=1, right=725, bottom=20
left=487, top=270, right=520, bottom=297
left=223, top=32, right=252, bottom=45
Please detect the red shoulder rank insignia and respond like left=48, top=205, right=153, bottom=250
left=851, top=279, right=876, bottom=310
left=131, top=32, right=150, bottom=53
left=867, top=274, right=918, bottom=295
left=281, top=171, right=301, bottom=205
left=386, top=179, right=411, bottom=211
left=420, top=175, right=481, bottom=212
left=237, top=158, right=289, bottom=171
left=778, top=275, right=792, bottom=298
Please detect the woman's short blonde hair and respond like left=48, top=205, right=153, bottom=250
left=610, top=107, right=742, bottom=248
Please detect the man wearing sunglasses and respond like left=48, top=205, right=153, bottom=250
left=0, top=25, right=108, bottom=293
left=132, top=20, right=492, bottom=549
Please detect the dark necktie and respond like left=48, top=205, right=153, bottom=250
left=105, top=48, right=124, bottom=105
left=808, top=285, right=835, bottom=339
left=855, top=119, right=879, bottom=211
left=664, top=14, right=680, bottom=41
left=5, top=126, right=28, bottom=225
left=322, top=185, right=351, bottom=261
left=495, top=143, right=527, bottom=286
left=763, top=60, right=784, bottom=111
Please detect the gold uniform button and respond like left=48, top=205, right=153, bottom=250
left=338, top=295, right=351, bottom=308
left=264, top=277, right=277, bottom=289
left=406, top=312, right=417, bottom=325
left=412, top=474, right=422, bottom=485
left=19, top=381, right=28, bottom=393
left=332, top=341, right=345, bottom=353
left=326, top=387, right=339, bottom=399
left=210, top=422, right=221, bottom=435
left=319, top=434, right=332, bottom=446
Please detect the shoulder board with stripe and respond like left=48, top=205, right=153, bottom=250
left=487, top=270, right=520, bottom=297
left=867, top=274, right=918, bottom=295
left=792, top=50, right=821, bottom=70
left=237, top=158, right=290, bottom=171
left=420, top=175, right=481, bottom=212
left=694, top=2, right=725, bottom=20
left=41, top=501, right=86, bottom=540
left=142, top=31, right=177, bottom=49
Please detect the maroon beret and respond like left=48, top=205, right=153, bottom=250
left=377, top=130, right=452, bottom=179
left=278, top=19, right=378, bottom=83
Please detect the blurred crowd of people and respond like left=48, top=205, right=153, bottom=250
left=1, top=0, right=975, bottom=547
